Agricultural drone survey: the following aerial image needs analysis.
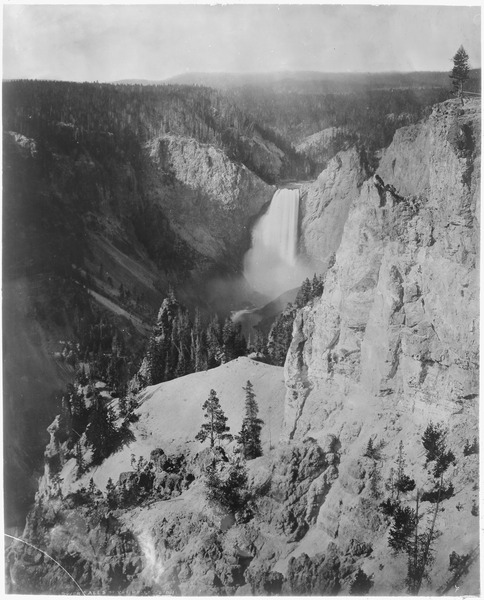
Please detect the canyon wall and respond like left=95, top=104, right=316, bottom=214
left=298, top=147, right=367, bottom=272
left=146, top=134, right=274, bottom=264
left=7, top=99, right=480, bottom=596
left=285, top=98, right=479, bottom=437
left=280, top=98, right=479, bottom=592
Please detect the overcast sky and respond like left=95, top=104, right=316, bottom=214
left=3, top=4, right=481, bottom=82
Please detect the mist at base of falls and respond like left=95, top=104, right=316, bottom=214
left=243, top=188, right=314, bottom=300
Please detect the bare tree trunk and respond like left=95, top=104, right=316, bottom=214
left=415, top=476, right=443, bottom=594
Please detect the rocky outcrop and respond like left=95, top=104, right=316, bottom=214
left=298, top=147, right=367, bottom=272
left=296, top=126, right=348, bottom=171
left=146, top=135, right=274, bottom=265
left=285, top=99, right=479, bottom=434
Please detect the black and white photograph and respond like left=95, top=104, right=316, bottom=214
left=3, top=2, right=481, bottom=595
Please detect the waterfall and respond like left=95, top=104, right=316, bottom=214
left=254, top=189, right=299, bottom=265
left=243, top=188, right=307, bottom=298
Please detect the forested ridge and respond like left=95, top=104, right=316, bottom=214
left=167, top=68, right=481, bottom=169
left=3, top=80, right=307, bottom=184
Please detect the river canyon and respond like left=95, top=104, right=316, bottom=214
left=3, top=73, right=480, bottom=596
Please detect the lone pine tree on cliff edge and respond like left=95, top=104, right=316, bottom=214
left=450, top=45, right=470, bottom=104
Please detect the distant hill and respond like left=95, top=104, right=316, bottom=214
left=164, top=69, right=481, bottom=94
left=112, top=78, right=165, bottom=86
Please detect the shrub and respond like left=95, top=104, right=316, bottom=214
left=422, top=422, right=446, bottom=464
left=449, top=551, right=470, bottom=574
left=380, top=498, right=400, bottom=517
left=421, top=483, right=454, bottom=503
left=422, top=422, right=455, bottom=478
left=388, top=505, right=417, bottom=553
left=432, top=449, right=456, bottom=478
left=205, top=461, right=250, bottom=514
left=364, top=438, right=379, bottom=459
left=349, top=568, right=374, bottom=596
left=464, top=437, right=479, bottom=457
left=395, top=473, right=416, bottom=494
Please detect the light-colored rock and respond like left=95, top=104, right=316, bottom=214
left=280, top=98, right=480, bottom=593
left=298, top=147, right=367, bottom=272
left=146, top=134, right=275, bottom=263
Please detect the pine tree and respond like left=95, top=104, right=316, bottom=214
left=56, top=396, right=73, bottom=444
left=196, top=389, right=233, bottom=448
left=206, top=315, right=222, bottom=368
left=267, top=303, right=296, bottom=366
left=253, top=330, right=266, bottom=355
left=191, top=308, right=207, bottom=371
left=86, top=393, right=119, bottom=465
left=204, top=458, right=250, bottom=513
left=237, top=381, right=263, bottom=460
left=222, top=318, right=236, bottom=362
left=118, top=394, right=128, bottom=417
left=393, top=441, right=416, bottom=498
left=450, top=45, right=470, bottom=103
left=75, top=441, right=85, bottom=477
left=105, top=477, right=117, bottom=509
left=311, top=273, right=324, bottom=298
left=143, top=292, right=195, bottom=384
left=295, top=277, right=312, bottom=308
left=76, top=365, right=89, bottom=386
left=364, top=437, right=379, bottom=459
left=349, top=568, right=374, bottom=595
left=70, top=387, right=89, bottom=439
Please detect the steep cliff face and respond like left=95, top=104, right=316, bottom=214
left=146, top=135, right=274, bottom=264
left=298, top=147, right=367, bottom=271
left=296, top=126, right=349, bottom=174
left=285, top=98, right=479, bottom=435
left=282, top=98, right=479, bottom=593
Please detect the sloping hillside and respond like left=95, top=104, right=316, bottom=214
left=65, top=357, right=286, bottom=494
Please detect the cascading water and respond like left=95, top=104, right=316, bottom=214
left=243, top=188, right=308, bottom=299
left=254, top=189, right=299, bottom=265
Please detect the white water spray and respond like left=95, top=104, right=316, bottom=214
left=255, top=189, right=299, bottom=265
left=137, top=528, right=165, bottom=585
left=244, top=188, right=310, bottom=298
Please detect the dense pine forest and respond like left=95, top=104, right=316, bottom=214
left=3, top=80, right=308, bottom=184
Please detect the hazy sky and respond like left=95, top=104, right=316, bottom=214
left=3, top=4, right=481, bottom=82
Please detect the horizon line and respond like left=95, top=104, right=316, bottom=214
left=3, top=67, right=482, bottom=86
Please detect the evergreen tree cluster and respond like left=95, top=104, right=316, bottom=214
left=295, top=274, right=325, bottom=308
left=54, top=370, right=137, bottom=471
left=205, top=460, right=251, bottom=517
left=266, top=303, right=297, bottom=367
left=142, top=291, right=247, bottom=385
left=195, top=384, right=262, bottom=519
left=378, top=425, right=456, bottom=594
left=463, top=437, right=479, bottom=456
left=266, top=273, right=325, bottom=367
left=421, top=422, right=456, bottom=478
